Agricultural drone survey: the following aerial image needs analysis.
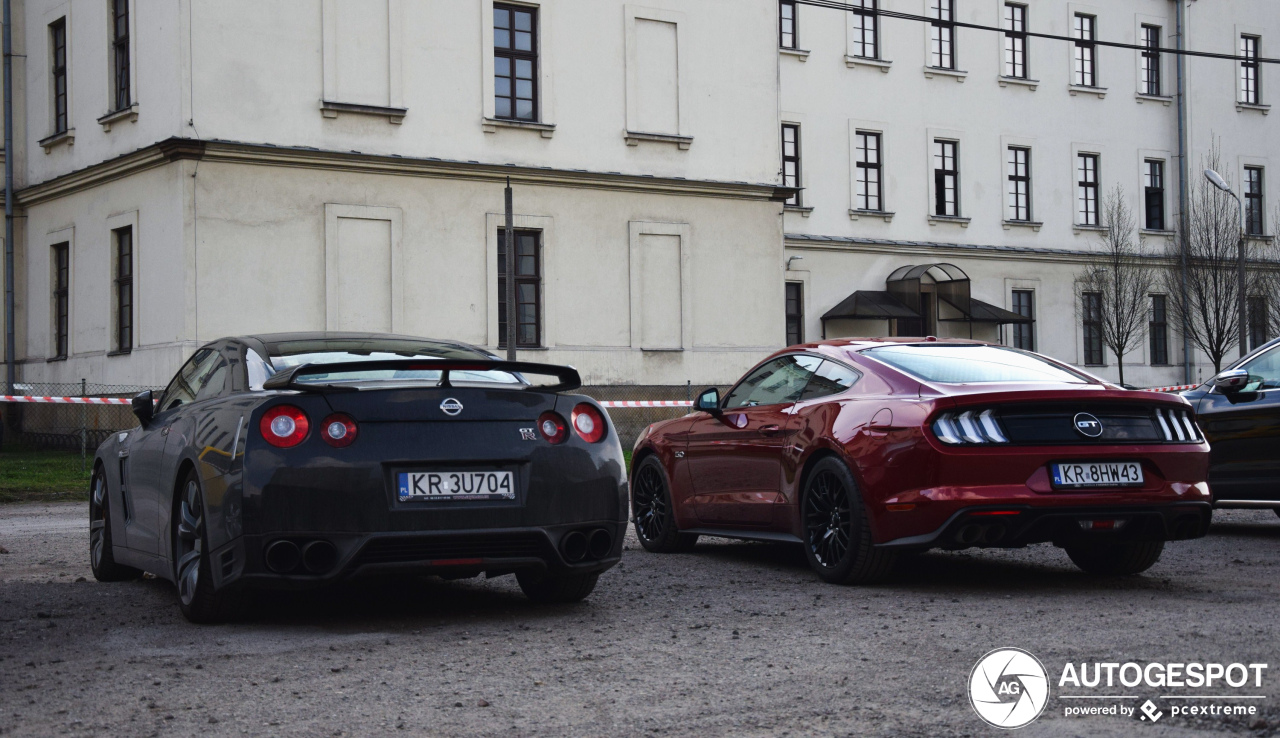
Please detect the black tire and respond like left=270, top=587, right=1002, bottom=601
left=89, top=467, right=143, bottom=582
left=174, top=469, right=244, bottom=623
left=631, top=456, right=698, bottom=553
left=800, top=456, right=896, bottom=585
left=1274, top=508, right=1280, bottom=520
left=1065, top=540, right=1165, bottom=576
left=516, top=571, right=599, bottom=604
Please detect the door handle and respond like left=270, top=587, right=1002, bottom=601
left=759, top=425, right=782, bottom=437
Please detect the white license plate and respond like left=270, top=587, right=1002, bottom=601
left=397, top=471, right=516, bottom=501
left=1050, top=461, right=1145, bottom=489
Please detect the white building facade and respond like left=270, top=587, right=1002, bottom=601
left=0, top=0, right=1276, bottom=391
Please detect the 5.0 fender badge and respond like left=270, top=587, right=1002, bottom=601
left=440, top=398, right=464, bottom=416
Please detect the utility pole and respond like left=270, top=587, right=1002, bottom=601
left=1175, top=0, right=1193, bottom=385
left=3, top=0, right=15, bottom=396
left=503, top=178, right=517, bottom=362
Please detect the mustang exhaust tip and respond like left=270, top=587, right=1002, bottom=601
left=561, top=531, right=589, bottom=563
left=302, top=540, right=338, bottom=574
left=265, top=540, right=301, bottom=573
left=955, top=525, right=983, bottom=547
left=588, top=528, right=613, bottom=559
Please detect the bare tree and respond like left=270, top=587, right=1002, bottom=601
left=1163, top=145, right=1272, bottom=373
left=1078, top=186, right=1156, bottom=386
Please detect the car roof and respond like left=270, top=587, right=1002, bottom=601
left=786, top=337, right=992, bottom=363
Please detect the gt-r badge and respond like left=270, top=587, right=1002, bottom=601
left=1073, top=412, right=1104, bottom=438
left=520, top=428, right=537, bottom=441
left=440, top=398, right=464, bottom=416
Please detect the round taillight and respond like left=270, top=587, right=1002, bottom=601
left=260, top=405, right=309, bottom=448
left=320, top=413, right=358, bottom=448
left=537, top=412, right=568, bottom=444
left=571, top=404, right=606, bottom=444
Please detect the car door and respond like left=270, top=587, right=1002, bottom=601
left=1195, top=345, right=1280, bottom=503
left=126, top=347, right=222, bottom=553
left=686, top=355, right=822, bottom=527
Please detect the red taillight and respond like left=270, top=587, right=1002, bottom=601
left=260, top=405, right=309, bottom=448
left=538, top=412, right=568, bottom=444
left=320, top=413, right=358, bottom=448
left=571, top=404, right=606, bottom=443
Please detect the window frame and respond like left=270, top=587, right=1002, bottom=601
left=50, top=18, right=68, bottom=134
left=850, top=0, right=878, bottom=60
left=1140, top=24, right=1161, bottom=96
left=1144, top=159, right=1166, bottom=231
left=1082, top=291, right=1105, bottom=366
left=1244, top=166, right=1265, bottom=236
left=722, top=354, right=827, bottom=410
left=779, top=0, right=797, bottom=50
left=1003, top=3, right=1028, bottom=80
left=933, top=139, right=960, bottom=217
left=113, top=226, right=133, bottom=354
left=492, top=3, right=540, bottom=122
left=929, top=0, right=956, bottom=71
left=1150, top=294, right=1169, bottom=365
left=111, top=0, right=131, bottom=112
left=782, top=123, right=802, bottom=207
left=1007, top=146, right=1032, bottom=222
left=51, top=242, right=70, bottom=359
left=1240, top=35, right=1260, bottom=105
left=1077, top=153, right=1100, bottom=226
left=786, top=282, right=804, bottom=346
left=1249, top=295, right=1270, bottom=351
left=854, top=130, right=883, bottom=212
left=1011, top=289, right=1036, bottom=352
left=497, top=228, right=543, bottom=349
left=1073, top=13, right=1097, bottom=88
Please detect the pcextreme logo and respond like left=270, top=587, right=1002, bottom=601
left=969, top=648, right=1051, bottom=729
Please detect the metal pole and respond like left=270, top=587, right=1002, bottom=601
left=3, top=0, right=15, bottom=396
left=1237, top=195, right=1248, bottom=359
left=503, top=178, right=517, bottom=362
left=1175, top=0, right=1192, bottom=385
left=80, top=378, right=86, bottom=472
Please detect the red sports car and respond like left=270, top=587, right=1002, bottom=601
left=630, top=339, right=1212, bottom=584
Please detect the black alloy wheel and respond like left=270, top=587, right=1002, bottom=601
left=800, top=456, right=896, bottom=584
left=174, top=469, right=243, bottom=623
left=89, top=467, right=142, bottom=582
left=631, top=456, right=697, bottom=553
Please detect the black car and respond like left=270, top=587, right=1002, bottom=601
left=90, top=333, right=628, bottom=622
left=1182, top=337, right=1280, bottom=516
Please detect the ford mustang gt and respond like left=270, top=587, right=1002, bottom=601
left=630, top=339, right=1211, bottom=584
left=90, top=333, right=628, bottom=622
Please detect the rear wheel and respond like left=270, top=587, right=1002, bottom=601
left=1065, top=540, right=1165, bottom=576
left=89, top=467, right=142, bottom=582
left=174, top=470, right=244, bottom=623
left=631, top=456, right=698, bottom=553
left=516, top=571, right=599, bottom=604
left=801, top=457, right=896, bottom=585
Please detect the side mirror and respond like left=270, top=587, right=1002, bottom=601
left=1211, top=369, right=1251, bottom=394
left=695, top=387, right=721, bottom=413
left=131, top=390, right=155, bottom=427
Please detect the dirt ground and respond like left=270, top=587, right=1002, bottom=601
left=0, top=502, right=1277, bottom=737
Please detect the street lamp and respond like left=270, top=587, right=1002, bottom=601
left=1203, top=168, right=1249, bottom=359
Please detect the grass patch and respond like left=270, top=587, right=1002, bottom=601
left=0, top=447, right=92, bottom=503
left=623, top=449, right=632, bottom=475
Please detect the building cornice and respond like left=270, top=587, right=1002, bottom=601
left=786, top=233, right=1145, bottom=266
left=16, top=137, right=790, bottom=207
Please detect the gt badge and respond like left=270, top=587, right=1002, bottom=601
left=1073, top=412, right=1103, bottom=438
left=440, top=398, right=464, bottom=416
left=520, top=428, right=537, bottom=441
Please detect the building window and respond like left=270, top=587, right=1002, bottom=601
left=1245, top=166, right=1265, bottom=236
left=1141, top=25, right=1161, bottom=96
left=111, top=0, right=130, bottom=112
left=779, top=0, right=797, bottom=50
left=1077, top=153, right=1100, bottom=226
left=929, top=0, right=955, bottom=70
left=933, top=139, right=959, bottom=217
left=493, top=4, right=538, bottom=122
left=854, top=131, right=882, bottom=212
left=1004, top=4, right=1027, bottom=79
left=1150, top=294, right=1169, bottom=365
left=1240, top=35, right=1260, bottom=105
left=50, top=18, right=68, bottom=134
left=850, top=0, right=878, bottom=60
left=497, top=229, right=541, bottom=349
left=1249, top=296, right=1270, bottom=351
left=782, top=124, right=802, bottom=207
left=1144, top=160, right=1166, bottom=231
left=1082, top=292, right=1104, bottom=365
left=52, top=243, right=69, bottom=358
left=114, top=226, right=133, bottom=353
left=1073, top=14, right=1096, bottom=87
left=1011, top=290, right=1035, bottom=351
left=786, top=282, right=804, bottom=346
left=1007, top=146, right=1031, bottom=222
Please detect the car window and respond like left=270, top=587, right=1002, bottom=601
left=158, top=348, right=222, bottom=411
left=863, top=345, right=1088, bottom=384
left=1239, top=345, right=1280, bottom=390
left=800, top=361, right=861, bottom=401
left=194, top=359, right=229, bottom=402
left=723, top=355, right=823, bottom=409
left=246, top=348, right=275, bottom=391
left=267, top=339, right=520, bottom=387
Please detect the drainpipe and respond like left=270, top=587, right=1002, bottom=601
left=3, top=0, right=15, bottom=396
left=1175, top=0, right=1192, bottom=385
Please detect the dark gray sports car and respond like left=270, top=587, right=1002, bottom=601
left=90, top=333, right=628, bottom=622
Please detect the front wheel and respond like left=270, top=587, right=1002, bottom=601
left=174, top=470, right=244, bottom=623
left=800, top=456, right=896, bottom=585
left=1065, top=540, right=1165, bottom=576
left=89, top=467, right=142, bottom=582
left=517, top=571, right=599, bottom=604
left=631, top=456, right=698, bottom=553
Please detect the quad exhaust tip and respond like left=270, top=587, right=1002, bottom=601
left=561, top=530, right=589, bottom=562
left=302, top=540, right=338, bottom=574
left=265, top=540, right=301, bottom=573
left=588, top=528, right=613, bottom=559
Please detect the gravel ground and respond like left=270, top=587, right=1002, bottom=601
left=0, top=503, right=1277, bottom=737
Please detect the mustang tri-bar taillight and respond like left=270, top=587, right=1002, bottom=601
left=932, top=409, right=1008, bottom=445
left=261, top=405, right=310, bottom=448
left=1154, top=407, right=1201, bottom=442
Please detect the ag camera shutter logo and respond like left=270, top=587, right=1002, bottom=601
left=969, top=648, right=1050, bottom=729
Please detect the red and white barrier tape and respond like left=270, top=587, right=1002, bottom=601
left=599, top=400, right=693, bottom=408
left=0, top=395, right=133, bottom=405
left=1147, top=385, right=1198, bottom=393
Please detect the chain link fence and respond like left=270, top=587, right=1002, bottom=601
left=580, top=384, right=728, bottom=449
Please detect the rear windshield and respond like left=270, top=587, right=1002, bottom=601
left=267, top=339, right=522, bottom=386
left=863, top=344, right=1089, bottom=384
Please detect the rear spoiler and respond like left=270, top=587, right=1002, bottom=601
left=262, top=359, right=582, bottom=393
